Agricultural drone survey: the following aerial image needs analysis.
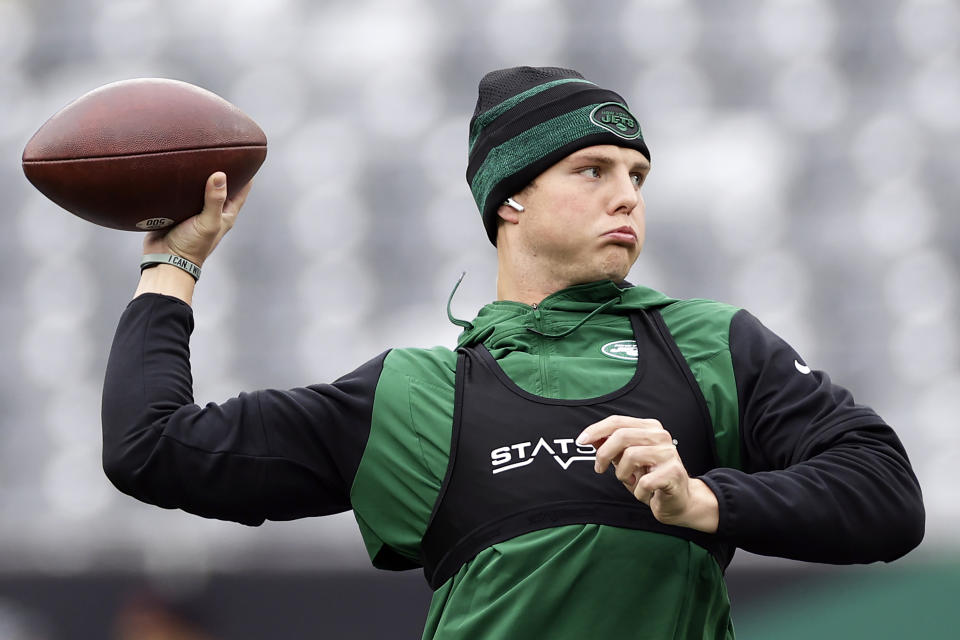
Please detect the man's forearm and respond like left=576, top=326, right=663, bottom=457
left=700, top=436, right=925, bottom=563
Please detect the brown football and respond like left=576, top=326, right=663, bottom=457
left=22, top=78, right=267, bottom=231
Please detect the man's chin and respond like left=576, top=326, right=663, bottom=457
left=556, top=249, right=637, bottom=288
left=597, top=255, right=637, bottom=283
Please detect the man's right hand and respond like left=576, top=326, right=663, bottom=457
left=143, top=171, right=252, bottom=266
left=135, top=171, right=253, bottom=305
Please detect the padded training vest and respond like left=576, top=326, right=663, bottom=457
left=420, top=310, right=733, bottom=589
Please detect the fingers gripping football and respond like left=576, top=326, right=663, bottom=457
left=142, top=172, right=253, bottom=266
left=577, top=415, right=718, bottom=533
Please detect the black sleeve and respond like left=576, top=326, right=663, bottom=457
left=700, top=310, right=924, bottom=564
left=101, top=293, right=387, bottom=526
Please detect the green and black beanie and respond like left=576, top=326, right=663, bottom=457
left=466, top=66, right=650, bottom=245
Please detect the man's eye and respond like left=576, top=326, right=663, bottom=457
left=631, top=174, right=643, bottom=188
left=581, top=167, right=600, bottom=178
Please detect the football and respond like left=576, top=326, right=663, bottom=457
left=22, top=78, right=267, bottom=231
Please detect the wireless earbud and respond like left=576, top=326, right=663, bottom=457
left=504, top=198, right=525, bottom=212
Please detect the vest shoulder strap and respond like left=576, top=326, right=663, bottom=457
left=658, top=299, right=743, bottom=470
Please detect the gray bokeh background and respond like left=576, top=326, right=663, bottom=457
left=0, top=0, right=957, bottom=634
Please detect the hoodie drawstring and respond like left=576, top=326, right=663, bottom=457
left=527, top=295, right=622, bottom=340
left=446, top=271, right=475, bottom=330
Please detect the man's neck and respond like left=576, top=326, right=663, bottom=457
left=496, top=274, right=566, bottom=306
left=495, top=234, right=627, bottom=305
left=496, top=248, right=568, bottom=305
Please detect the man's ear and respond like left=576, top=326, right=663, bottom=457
left=497, top=200, right=523, bottom=224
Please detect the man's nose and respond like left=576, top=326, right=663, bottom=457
left=609, top=169, right=639, bottom=214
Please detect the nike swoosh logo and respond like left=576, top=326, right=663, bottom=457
left=795, top=360, right=811, bottom=374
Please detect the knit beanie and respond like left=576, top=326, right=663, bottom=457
left=466, top=66, right=650, bottom=246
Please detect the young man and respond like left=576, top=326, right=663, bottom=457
left=102, top=67, right=924, bottom=639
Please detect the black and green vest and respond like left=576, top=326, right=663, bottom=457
left=421, top=309, right=734, bottom=588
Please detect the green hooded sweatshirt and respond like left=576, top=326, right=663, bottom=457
left=351, top=280, right=739, bottom=639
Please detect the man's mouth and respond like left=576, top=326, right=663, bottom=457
left=602, top=226, right=637, bottom=243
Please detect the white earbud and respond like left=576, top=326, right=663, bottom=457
left=504, top=197, right=525, bottom=212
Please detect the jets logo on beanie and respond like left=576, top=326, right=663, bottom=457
left=466, top=66, right=650, bottom=246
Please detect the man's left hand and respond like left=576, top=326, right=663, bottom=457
left=577, top=415, right=719, bottom=533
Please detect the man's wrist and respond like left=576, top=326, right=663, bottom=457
left=135, top=263, right=196, bottom=305
left=683, top=478, right=720, bottom=533
left=141, top=253, right=201, bottom=280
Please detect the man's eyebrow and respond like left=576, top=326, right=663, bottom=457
left=567, top=153, right=651, bottom=172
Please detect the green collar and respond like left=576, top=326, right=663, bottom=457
left=451, top=279, right=677, bottom=348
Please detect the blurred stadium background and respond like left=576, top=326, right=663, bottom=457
left=1, top=0, right=958, bottom=637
